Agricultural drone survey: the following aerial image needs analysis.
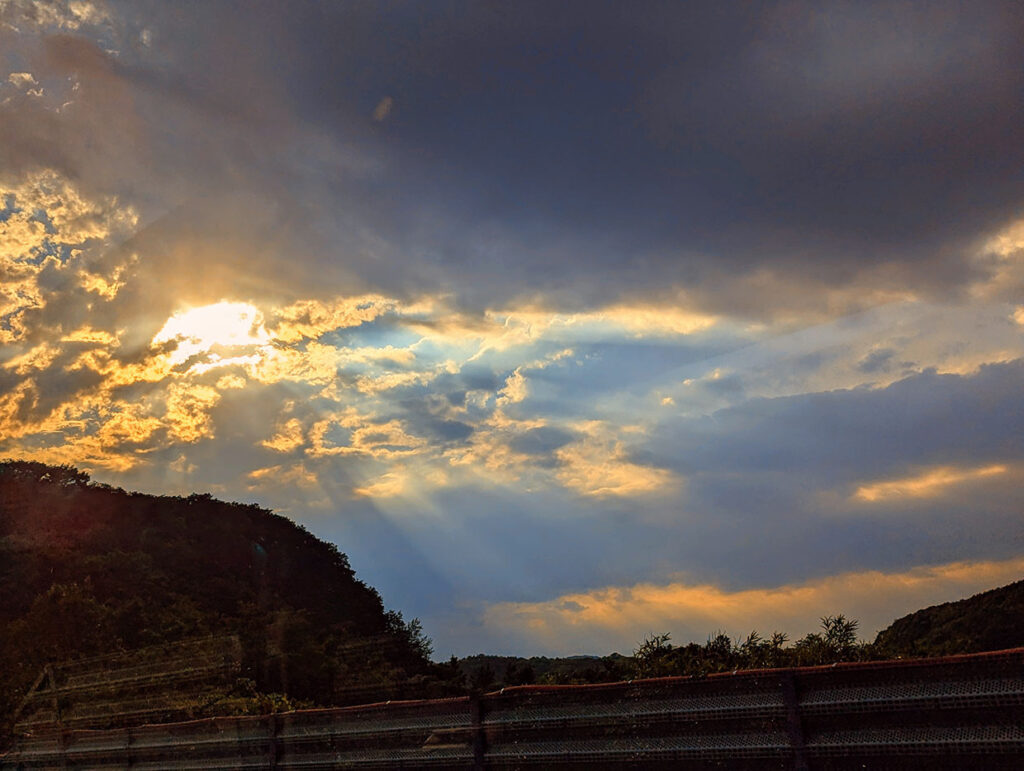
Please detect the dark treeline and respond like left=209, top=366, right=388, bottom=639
left=456, top=615, right=871, bottom=691
left=456, top=584, right=1023, bottom=690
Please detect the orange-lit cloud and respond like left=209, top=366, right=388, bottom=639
left=267, top=295, right=400, bottom=343
left=353, top=468, right=407, bottom=498
left=3, top=0, right=112, bottom=31
left=555, top=421, right=676, bottom=497
left=972, top=218, right=1024, bottom=302
left=496, top=368, right=528, bottom=406
left=483, top=556, right=1024, bottom=654
left=853, top=464, right=1008, bottom=503
left=163, top=383, right=220, bottom=443
left=0, top=170, right=137, bottom=347
left=261, top=417, right=305, bottom=453
left=248, top=462, right=319, bottom=488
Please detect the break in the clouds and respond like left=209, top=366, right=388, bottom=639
left=1, top=1, right=1022, bottom=656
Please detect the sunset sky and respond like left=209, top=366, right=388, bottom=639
left=1, top=0, right=1023, bottom=657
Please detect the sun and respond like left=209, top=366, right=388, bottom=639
left=153, top=301, right=271, bottom=369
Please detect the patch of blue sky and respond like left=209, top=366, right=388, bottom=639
left=549, top=342, right=727, bottom=396
left=405, top=336, right=483, bottom=365
left=29, top=207, right=57, bottom=234
left=26, top=239, right=75, bottom=265
left=319, top=422, right=352, bottom=448
left=0, top=194, right=18, bottom=223
left=326, top=318, right=421, bottom=349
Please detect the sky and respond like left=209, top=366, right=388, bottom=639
left=1, top=0, right=1023, bottom=658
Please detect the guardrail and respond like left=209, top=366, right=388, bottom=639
left=4, top=647, right=1022, bottom=769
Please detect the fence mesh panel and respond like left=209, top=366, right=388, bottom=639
left=3, top=647, right=1022, bottom=769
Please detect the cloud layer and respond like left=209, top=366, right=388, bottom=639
left=1, top=1, right=1022, bottom=656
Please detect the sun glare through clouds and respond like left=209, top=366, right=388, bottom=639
left=152, top=301, right=271, bottom=371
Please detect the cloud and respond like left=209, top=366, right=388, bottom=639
left=268, top=296, right=402, bottom=344
left=261, top=417, right=304, bottom=453
left=0, top=0, right=112, bottom=32
left=163, top=382, right=219, bottom=443
left=7, top=71, right=37, bottom=88
left=482, top=556, right=1024, bottom=655
left=496, top=368, right=528, bottom=406
left=353, top=468, right=406, bottom=498
left=853, top=464, right=1009, bottom=503
left=555, top=421, right=676, bottom=498
left=646, top=359, right=1024, bottom=484
left=1, top=3, right=1023, bottom=659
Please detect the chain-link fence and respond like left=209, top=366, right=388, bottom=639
left=3, top=647, right=1022, bottom=769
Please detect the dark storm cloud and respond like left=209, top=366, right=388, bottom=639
left=648, top=360, right=1024, bottom=481
left=8, top=0, right=1021, bottom=314
left=508, top=426, right=576, bottom=457
left=263, top=0, right=1024, bottom=306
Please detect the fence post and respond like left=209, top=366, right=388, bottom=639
left=779, top=671, right=808, bottom=771
left=267, top=714, right=279, bottom=770
left=44, top=665, right=69, bottom=771
left=470, top=694, right=486, bottom=770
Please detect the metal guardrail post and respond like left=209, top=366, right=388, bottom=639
left=43, top=665, right=70, bottom=771
left=779, top=671, right=808, bottom=771
left=470, top=694, right=486, bottom=770
left=267, top=713, right=279, bottom=769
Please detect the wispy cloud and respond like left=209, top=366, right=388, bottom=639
left=854, top=464, right=1009, bottom=503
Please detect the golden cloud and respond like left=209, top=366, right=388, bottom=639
left=3, top=0, right=112, bottom=31
left=353, top=467, right=407, bottom=498
left=164, top=383, right=220, bottom=443
left=483, top=556, right=1024, bottom=654
left=95, top=405, right=162, bottom=446
left=853, top=464, right=1008, bottom=503
left=555, top=421, right=676, bottom=497
left=261, top=417, right=305, bottom=453
left=268, top=294, right=399, bottom=343
left=248, top=462, right=319, bottom=488
left=496, top=368, right=528, bottom=406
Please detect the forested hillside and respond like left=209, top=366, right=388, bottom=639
left=0, top=461, right=449, bottom=742
left=874, top=579, right=1024, bottom=656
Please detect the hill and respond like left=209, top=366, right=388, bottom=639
left=0, top=460, right=448, bottom=742
left=874, top=578, right=1024, bottom=656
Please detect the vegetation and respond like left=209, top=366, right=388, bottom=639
left=457, top=653, right=633, bottom=689
left=628, top=615, right=873, bottom=680
left=873, top=579, right=1024, bottom=657
left=456, top=585, right=1024, bottom=689
left=0, top=460, right=452, bottom=744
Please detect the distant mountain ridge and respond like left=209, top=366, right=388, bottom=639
left=874, top=578, right=1024, bottom=656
